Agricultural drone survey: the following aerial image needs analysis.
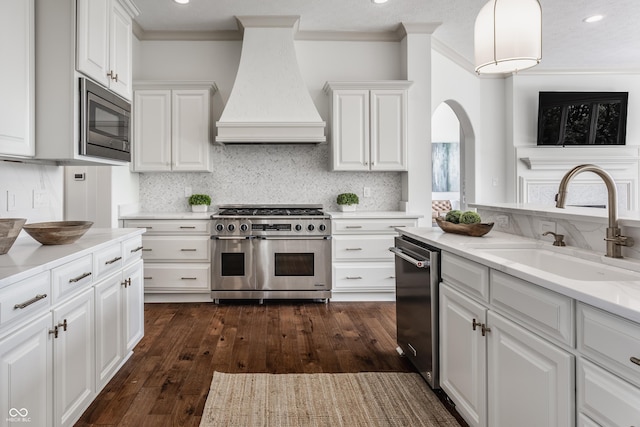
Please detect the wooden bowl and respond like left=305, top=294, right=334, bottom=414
left=23, top=221, right=93, bottom=245
left=435, top=217, right=494, bottom=237
left=0, top=218, right=27, bottom=255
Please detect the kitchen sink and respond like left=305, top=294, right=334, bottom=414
left=478, top=247, right=640, bottom=282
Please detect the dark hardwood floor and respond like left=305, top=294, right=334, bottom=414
left=75, top=301, right=465, bottom=427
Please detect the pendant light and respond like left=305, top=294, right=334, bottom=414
left=474, top=0, right=542, bottom=74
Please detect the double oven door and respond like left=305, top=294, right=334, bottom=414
left=212, top=235, right=331, bottom=291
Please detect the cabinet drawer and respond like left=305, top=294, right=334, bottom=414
left=122, top=235, right=144, bottom=265
left=332, top=218, right=417, bottom=234
left=441, top=251, right=489, bottom=302
left=123, top=219, right=210, bottom=234
left=490, top=270, right=574, bottom=346
left=333, top=235, right=394, bottom=260
left=94, top=242, right=123, bottom=280
left=577, top=303, right=640, bottom=387
left=51, top=254, right=93, bottom=303
left=141, top=236, right=210, bottom=261
left=144, top=263, right=210, bottom=292
left=333, top=263, right=395, bottom=291
left=577, top=358, right=640, bottom=427
left=0, top=271, right=51, bottom=328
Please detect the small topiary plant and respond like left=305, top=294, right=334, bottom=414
left=336, top=193, right=359, bottom=206
left=188, top=194, right=211, bottom=206
left=459, top=211, right=482, bottom=224
left=444, top=210, right=462, bottom=223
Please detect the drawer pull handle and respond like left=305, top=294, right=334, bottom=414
left=142, top=248, right=152, bottom=252
left=69, top=272, right=92, bottom=283
left=345, top=226, right=363, bottom=229
left=181, top=277, right=197, bottom=280
left=346, top=276, right=363, bottom=280
left=180, top=248, right=197, bottom=251
left=389, top=225, right=407, bottom=228
left=131, top=246, right=144, bottom=253
left=388, top=276, right=395, bottom=279
left=144, top=276, right=152, bottom=280
left=180, top=226, right=196, bottom=229
left=345, top=248, right=362, bottom=251
left=105, top=256, right=122, bottom=265
left=14, top=294, right=47, bottom=310
left=138, top=226, right=151, bottom=229
left=631, top=357, right=640, bottom=366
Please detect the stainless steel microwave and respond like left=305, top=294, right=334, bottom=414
left=79, top=78, right=131, bottom=162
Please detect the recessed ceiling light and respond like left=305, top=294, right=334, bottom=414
left=174, top=0, right=189, bottom=4
left=372, top=0, right=388, bottom=4
left=583, top=14, right=604, bottom=23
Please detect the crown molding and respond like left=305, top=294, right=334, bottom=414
left=396, top=22, right=441, bottom=38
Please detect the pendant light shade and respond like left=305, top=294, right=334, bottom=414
left=474, top=0, right=542, bottom=74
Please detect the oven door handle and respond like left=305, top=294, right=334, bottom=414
left=389, top=247, right=429, bottom=268
left=257, top=236, right=332, bottom=240
left=211, top=236, right=256, bottom=240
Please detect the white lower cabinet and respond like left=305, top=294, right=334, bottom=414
left=0, top=231, right=144, bottom=427
left=0, top=313, right=53, bottom=427
left=439, top=251, right=575, bottom=427
left=53, top=289, right=94, bottom=427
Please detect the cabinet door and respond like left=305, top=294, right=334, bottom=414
left=133, top=90, right=172, bottom=172
left=76, top=0, right=110, bottom=87
left=53, top=289, right=95, bottom=427
left=122, top=260, right=144, bottom=352
left=94, top=274, right=124, bottom=390
left=487, top=311, right=574, bottom=427
left=330, top=90, right=369, bottom=171
left=370, top=89, right=407, bottom=171
left=0, top=0, right=34, bottom=157
left=172, top=89, right=212, bottom=172
left=108, top=0, right=133, bottom=100
left=0, top=313, right=53, bottom=427
left=439, top=284, right=487, bottom=427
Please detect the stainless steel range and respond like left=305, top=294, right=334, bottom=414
left=210, top=204, right=331, bottom=302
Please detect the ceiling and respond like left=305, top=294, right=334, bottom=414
left=132, top=0, right=640, bottom=74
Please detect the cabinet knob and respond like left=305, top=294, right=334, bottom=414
left=58, top=319, right=68, bottom=331
left=49, top=326, right=59, bottom=339
left=481, top=324, right=491, bottom=337
left=107, top=70, right=118, bottom=82
left=472, top=318, right=481, bottom=331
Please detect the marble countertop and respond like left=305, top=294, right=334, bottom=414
left=327, top=211, right=423, bottom=219
left=120, top=211, right=213, bottom=220
left=0, top=228, right=145, bottom=288
left=400, top=227, right=640, bottom=324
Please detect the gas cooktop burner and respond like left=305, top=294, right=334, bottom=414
left=216, top=205, right=325, bottom=217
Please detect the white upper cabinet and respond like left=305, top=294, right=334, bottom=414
left=324, top=81, right=412, bottom=172
left=0, top=0, right=34, bottom=157
left=77, top=0, right=134, bottom=100
left=133, top=82, right=217, bottom=173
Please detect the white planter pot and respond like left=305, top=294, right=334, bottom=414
left=339, top=204, right=357, bottom=212
left=191, top=205, right=208, bottom=213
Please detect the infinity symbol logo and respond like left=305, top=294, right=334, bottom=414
left=9, top=408, right=28, bottom=417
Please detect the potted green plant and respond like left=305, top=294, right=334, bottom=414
left=336, top=193, right=359, bottom=212
left=188, top=194, right=211, bottom=213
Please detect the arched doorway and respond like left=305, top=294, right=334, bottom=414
left=431, top=101, right=476, bottom=219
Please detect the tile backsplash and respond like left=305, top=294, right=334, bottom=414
left=139, top=144, right=403, bottom=212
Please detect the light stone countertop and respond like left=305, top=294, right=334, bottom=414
left=120, top=211, right=213, bottom=220
left=327, top=211, right=423, bottom=219
left=0, top=228, right=145, bottom=288
left=400, top=227, right=640, bottom=324
left=120, top=211, right=423, bottom=220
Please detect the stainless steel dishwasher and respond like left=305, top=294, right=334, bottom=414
left=389, top=235, right=440, bottom=389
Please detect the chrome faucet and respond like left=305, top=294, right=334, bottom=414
left=555, top=164, right=634, bottom=258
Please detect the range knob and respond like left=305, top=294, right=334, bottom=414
left=240, top=223, right=249, bottom=232
left=215, top=223, right=224, bottom=232
left=319, top=224, right=326, bottom=232
left=307, top=224, right=315, bottom=232
left=227, top=224, right=236, bottom=232
left=295, top=224, right=302, bottom=232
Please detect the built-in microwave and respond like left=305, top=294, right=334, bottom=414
left=79, top=78, right=131, bottom=162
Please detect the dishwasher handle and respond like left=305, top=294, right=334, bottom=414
left=389, top=247, right=430, bottom=268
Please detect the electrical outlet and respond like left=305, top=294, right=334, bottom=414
left=184, top=187, right=192, bottom=198
left=363, top=187, right=371, bottom=198
left=539, top=220, right=556, bottom=235
left=496, top=215, right=509, bottom=228
left=33, top=190, right=49, bottom=208
left=6, top=191, right=17, bottom=211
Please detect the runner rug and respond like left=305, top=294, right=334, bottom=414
left=200, top=371, right=459, bottom=427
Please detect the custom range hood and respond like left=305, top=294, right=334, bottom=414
left=216, top=16, right=326, bottom=144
